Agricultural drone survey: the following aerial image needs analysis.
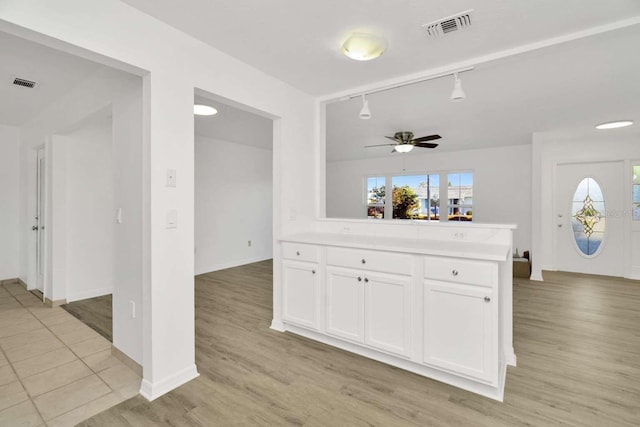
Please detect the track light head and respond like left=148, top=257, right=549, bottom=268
left=359, top=94, right=371, bottom=120
left=450, top=73, right=465, bottom=102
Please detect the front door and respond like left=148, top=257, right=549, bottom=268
left=555, top=161, right=624, bottom=276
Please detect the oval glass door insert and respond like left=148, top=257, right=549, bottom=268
left=571, top=178, right=605, bottom=256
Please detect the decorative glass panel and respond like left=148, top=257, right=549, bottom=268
left=571, top=178, right=605, bottom=256
left=633, top=166, right=640, bottom=221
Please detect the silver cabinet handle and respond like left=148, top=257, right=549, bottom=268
left=32, top=226, right=38, bottom=231
left=484, top=296, right=491, bottom=302
left=312, top=270, right=316, bottom=274
left=296, top=251, right=300, bottom=256
left=361, top=259, right=366, bottom=264
left=357, top=277, right=362, bottom=282
left=452, top=270, right=459, bottom=276
left=364, top=278, right=369, bottom=283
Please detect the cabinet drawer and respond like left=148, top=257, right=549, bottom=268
left=282, top=242, right=320, bottom=263
left=424, top=256, right=496, bottom=287
left=327, top=247, right=412, bottom=276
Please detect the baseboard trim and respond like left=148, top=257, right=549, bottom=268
left=139, top=364, right=199, bottom=401
left=66, top=287, right=112, bottom=303
left=18, top=278, right=28, bottom=288
left=112, top=345, right=143, bottom=377
left=195, top=255, right=272, bottom=276
left=0, top=278, right=20, bottom=285
left=270, top=319, right=285, bottom=332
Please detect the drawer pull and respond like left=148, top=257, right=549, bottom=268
left=364, top=278, right=369, bottom=283
left=484, top=296, right=491, bottom=303
left=361, top=259, right=366, bottom=264
left=452, top=269, right=459, bottom=276
left=296, top=251, right=300, bottom=256
left=312, top=270, right=316, bottom=274
left=357, top=276, right=362, bottom=282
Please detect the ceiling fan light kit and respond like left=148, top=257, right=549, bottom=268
left=342, top=33, right=387, bottom=61
left=394, top=144, right=414, bottom=153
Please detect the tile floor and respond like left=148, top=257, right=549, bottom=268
left=0, top=281, right=141, bottom=427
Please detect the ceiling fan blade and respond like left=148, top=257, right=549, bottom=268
left=364, top=143, right=396, bottom=148
left=412, top=134, right=441, bottom=143
left=414, top=142, right=439, bottom=149
left=384, top=136, right=400, bottom=142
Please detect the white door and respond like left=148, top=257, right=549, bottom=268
left=282, top=261, right=319, bottom=329
left=364, top=273, right=412, bottom=357
left=326, top=267, right=364, bottom=343
left=36, top=148, right=46, bottom=292
left=423, top=281, right=496, bottom=384
left=555, top=161, right=624, bottom=276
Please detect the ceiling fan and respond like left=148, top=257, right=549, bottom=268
left=365, top=131, right=441, bottom=153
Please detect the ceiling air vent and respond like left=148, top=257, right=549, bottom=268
left=12, top=77, right=37, bottom=88
left=423, top=9, right=473, bottom=38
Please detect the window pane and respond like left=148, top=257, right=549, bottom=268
left=448, top=172, right=473, bottom=221
left=634, top=166, right=640, bottom=220
left=367, top=176, right=385, bottom=219
left=391, top=175, right=423, bottom=219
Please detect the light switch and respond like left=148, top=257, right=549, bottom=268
left=166, top=210, right=178, bottom=229
left=166, top=169, right=177, bottom=187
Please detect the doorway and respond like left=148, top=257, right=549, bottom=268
left=554, top=161, right=624, bottom=276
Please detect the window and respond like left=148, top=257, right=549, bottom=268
left=365, top=172, right=470, bottom=222
left=447, top=172, right=473, bottom=221
left=634, top=165, right=640, bottom=221
left=367, top=176, right=385, bottom=219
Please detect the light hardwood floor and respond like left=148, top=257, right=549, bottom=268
left=80, top=261, right=640, bottom=426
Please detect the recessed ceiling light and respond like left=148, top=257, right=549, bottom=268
left=194, top=105, right=218, bottom=116
left=595, top=120, right=633, bottom=130
left=341, top=33, right=387, bottom=61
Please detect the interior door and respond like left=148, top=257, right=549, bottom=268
left=555, top=161, right=624, bottom=276
left=36, top=148, right=46, bottom=292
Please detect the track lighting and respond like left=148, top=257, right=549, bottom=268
left=359, top=94, right=371, bottom=120
left=450, top=73, right=465, bottom=102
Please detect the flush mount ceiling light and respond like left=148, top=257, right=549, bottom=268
left=394, top=144, right=414, bottom=153
left=359, top=94, right=371, bottom=120
left=193, top=104, right=218, bottom=116
left=450, top=73, right=465, bottom=102
left=595, top=120, right=633, bottom=130
left=341, top=33, right=387, bottom=61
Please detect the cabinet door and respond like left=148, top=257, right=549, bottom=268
left=326, top=267, right=364, bottom=343
left=423, top=280, right=497, bottom=384
left=282, top=261, right=319, bottom=329
left=364, top=273, right=412, bottom=358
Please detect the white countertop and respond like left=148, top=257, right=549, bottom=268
left=280, top=232, right=510, bottom=262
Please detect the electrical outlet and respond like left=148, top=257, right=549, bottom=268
left=166, top=210, right=178, bottom=229
left=453, top=232, right=466, bottom=240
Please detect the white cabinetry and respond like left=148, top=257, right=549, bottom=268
left=326, top=248, right=412, bottom=358
left=423, top=256, right=498, bottom=384
left=282, top=243, right=321, bottom=330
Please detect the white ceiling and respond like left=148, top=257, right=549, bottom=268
left=122, top=0, right=640, bottom=96
left=194, top=94, right=273, bottom=150
left=122, top=0, right=640, bottom=162
left=0, top=32, right=102, bottom=126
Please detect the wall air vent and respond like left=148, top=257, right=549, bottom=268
left=423, top=9, right=473, bottom=38
left=12, top=77, right=37, bottom=88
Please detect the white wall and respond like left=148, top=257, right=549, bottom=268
left=0, top=124, right=20, bottom=280
left=61, top=118, right=114, bottom=301
left=195, top=135, right=272, bottom=275
left=326, top=144, right=532, bottom=252
left=1, top=0, right=315, bottom=399
left=531, top=129, right=640, bottom=280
